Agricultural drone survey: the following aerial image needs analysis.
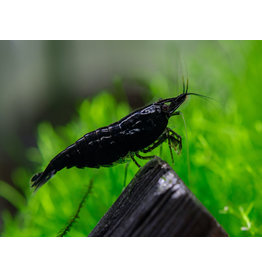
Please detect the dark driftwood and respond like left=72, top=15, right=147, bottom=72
left=89, top=157, right=228, bottom=237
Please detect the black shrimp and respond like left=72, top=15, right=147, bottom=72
left=31, top=81, right=206, bottom=190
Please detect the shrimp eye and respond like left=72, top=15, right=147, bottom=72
left=162, top=104, right=169, bottom=113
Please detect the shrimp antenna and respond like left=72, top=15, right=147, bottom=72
left=182, top=76, right=185, bottom=94
left=187, top=92, right=215, bottom=101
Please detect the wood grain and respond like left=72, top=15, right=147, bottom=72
left=89, top=157, right=228, bottom=237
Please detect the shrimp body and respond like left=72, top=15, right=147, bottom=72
left=31, top=84, right=203, bottom=190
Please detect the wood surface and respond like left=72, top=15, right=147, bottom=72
left=89, top=157, right=228, bottom=237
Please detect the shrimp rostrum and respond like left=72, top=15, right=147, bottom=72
left=31, top=82, right=205, bottom=190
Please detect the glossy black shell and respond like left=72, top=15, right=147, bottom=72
left=52, top=103, right=169, bottom=170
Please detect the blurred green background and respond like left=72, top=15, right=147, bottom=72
left=0, top=41, right=261, bottom=237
